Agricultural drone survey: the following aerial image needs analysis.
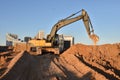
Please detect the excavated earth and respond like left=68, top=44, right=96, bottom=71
left=0, top=43, right=120, bottom=80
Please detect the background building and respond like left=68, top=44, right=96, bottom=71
left=6, top=33, right=22, bottom=46
left=63, top=35, right=74, bottom=51
left=35, top=31, right=44, bottom=39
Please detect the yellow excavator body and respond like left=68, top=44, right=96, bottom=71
left=28, top=39, right=52, bottom=47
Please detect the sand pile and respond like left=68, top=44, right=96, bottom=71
left=0, top=43, right=120, bottom=80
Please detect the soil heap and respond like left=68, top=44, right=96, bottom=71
left=0, top=43, right=120, bottom=80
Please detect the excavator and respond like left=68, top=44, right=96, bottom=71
left=28, top=9, right=99, bottom=55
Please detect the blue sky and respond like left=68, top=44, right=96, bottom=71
left=0, top=0, right=120, bottom=45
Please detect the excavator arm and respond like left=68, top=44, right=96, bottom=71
left=47, top=9, right=99, bottom=44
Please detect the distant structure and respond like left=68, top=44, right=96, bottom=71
left=6, top=33, right=22, bottom=46
left=35, top=31, right=44, bottom=39
left=24, top=37, right=32, bottom=42
left=63, top=35, right=74, bottom=50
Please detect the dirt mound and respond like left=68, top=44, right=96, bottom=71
left=61, top=43, right=120, bottom=80
left=0, top=43, right=120, bottom=80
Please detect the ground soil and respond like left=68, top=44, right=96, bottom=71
left=0, top=43, right=120, bottom=80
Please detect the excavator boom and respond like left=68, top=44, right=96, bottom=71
left=47, top=9, right=99, bottom=44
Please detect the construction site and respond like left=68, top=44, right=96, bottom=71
left=0, top=9, right=120, bottom=80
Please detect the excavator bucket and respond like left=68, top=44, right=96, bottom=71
left=90, top=34, right=99, bottom=45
